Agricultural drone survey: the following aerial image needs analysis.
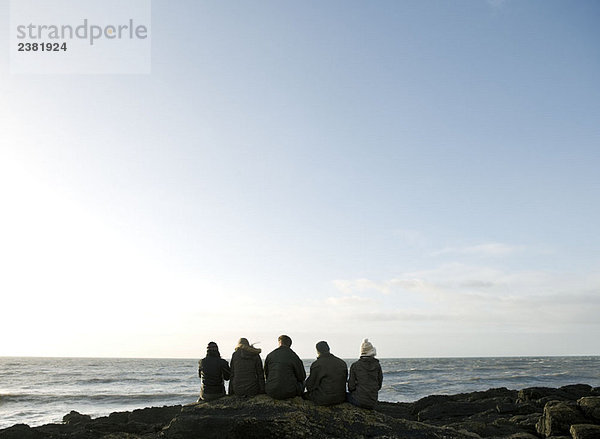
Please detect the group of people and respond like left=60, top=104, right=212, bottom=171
left=198, top=335, right=383, bottom=409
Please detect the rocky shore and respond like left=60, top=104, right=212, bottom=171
left=1, top=384, right=599, bottom=439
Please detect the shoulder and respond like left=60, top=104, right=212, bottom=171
left=332, top=355, right=347, bottom=368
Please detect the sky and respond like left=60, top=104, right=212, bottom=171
left=0, top=0, right=599, bottom=359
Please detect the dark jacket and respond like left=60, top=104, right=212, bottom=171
left=264, top=346, right=306, bottom=399
left=305, top=352, right=348, bottom=406
left=348, top=356, right=383, bottom=409
left=229, top=344, right=265, bottom=397
left=199, top=354, right=231, bottom=398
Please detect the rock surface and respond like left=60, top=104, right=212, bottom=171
left=1, top=385, right=599, bottom=439
left=577, top=397, right=600, bottom=423
left=535, top=401, right=589, bottom=437
left=569, top=424, right=600, bottom=439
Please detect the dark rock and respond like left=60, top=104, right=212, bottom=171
left=499, top=434, right=539, bottom=439
left=518, top=385, right=597, bottom=406
left=578, top=396, right=600, bottom=422
left=1, top=385, right=598, bottom=439
left=160, top=395, right=475, bottom=439
left=464, top=387, right=517, bottom=402
left=515, top=402, right=543, bottom=415
left=446, top=418, right=515, bottom=438
left=0, top=424, right=43, bottom=439
left=497, top=402, right=517, bottom=414
left=536, top=401, right=589, bottom=438
left=417, top=398, right=506, bottom=422
left=129, top=405, right=182, bottom=425
left=63, top=410, right=92, bottom=425
left=101, top=435, right=144, bottom=439
left=444, top=420, right=489, bottom=437
left=410, top=394, right=455, bottom=416
left=108, top=411, right=130, bottom=424
left=508, top=413, right=542, bottom=434
left=570, top=424, right=600, bottom=439
left=495, top=401, right=538, bottom=416
left=518, top=387, right=555, bottom=402
left=375, top=401, right=416, bottom=420
left=418, top=401, right=482, bottom=421
left=559, top=384, right=593, bottom=398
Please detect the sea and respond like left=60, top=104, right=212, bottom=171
left=1, top=356, right=598, bottom=430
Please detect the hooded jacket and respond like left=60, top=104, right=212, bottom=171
left=229, top=343, right=265, bottom=397
left=199, top=352, right=231, bottom=398
left=347, top=356, right=383, bottom=409
left=305, top=352, right=348, bottom=406
left=264, top=345, right=306, bottom=399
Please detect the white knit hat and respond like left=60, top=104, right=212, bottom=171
left=360, top=338, right=376, bottom=357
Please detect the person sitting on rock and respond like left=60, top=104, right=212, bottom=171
left=347, top=338, right=383, bottom=409
left=264, top=335, right=306, bottom=399
left=229, top=337, right=265, bottom=397
left=198, top=341, right=231, bottom=401
left=305, top=341, right=348, bottom=406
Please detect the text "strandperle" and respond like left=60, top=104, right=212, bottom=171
left=16, top=19, right=148, bottom=45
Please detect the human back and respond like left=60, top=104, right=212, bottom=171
left=305, top=341, right=348, bottom=406
left=229, top=338, right=265, bottom=397
left=198, top=342, right=231, bottom=401
left=347, top=339, right=383, bottom=409
left=264, top=335, right=306, bottom=399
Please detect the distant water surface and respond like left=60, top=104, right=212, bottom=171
left=1, top=356, right=598, bottom=429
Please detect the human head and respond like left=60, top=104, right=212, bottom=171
left=207, top=341, right=220, bottom=357
left=316, top=341, right=330, bottom=356
left=360, top=338, right=376, bottom=357
left=237, top=338, right=250, bottom=347
left=278, top=335, right=292, bottom=347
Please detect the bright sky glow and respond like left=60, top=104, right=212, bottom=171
left=1, top=0, right=599, bottom=359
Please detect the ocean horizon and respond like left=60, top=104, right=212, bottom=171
left=1, top=355, right=599, bottom=429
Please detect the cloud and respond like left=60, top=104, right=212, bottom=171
left=331, top=263, right=600, bottom=329
left=432, top=242, right=519, bottom=257
left=333, top=278, right=384, bottom=294
left=354, top=311, right=454, bottom=322
left=327, top=295, right=374, bottom=306
left=332, top=277, right=434, bottom=295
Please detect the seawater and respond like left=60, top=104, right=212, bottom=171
left=1, top=356, right=598, bottom=429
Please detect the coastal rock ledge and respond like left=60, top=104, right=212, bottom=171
left=2, top=384, right=600, bottom=439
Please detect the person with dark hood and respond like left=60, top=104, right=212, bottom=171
left=198, top=341, right=231, bottom=401
left=229, top=337, right=265, bottom=397
left=304, top=341, right=348, bottom=406
left=347, top=338, right=383, bottom=409
left=264, top=335, right=306, bottom=399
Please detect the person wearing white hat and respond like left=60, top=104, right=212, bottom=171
left=347, top=338, right=383, bottom=409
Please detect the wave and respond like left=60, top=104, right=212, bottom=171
left=74, top=377, right=145, bottom=384
left=1, top=392, right=195, bottom=405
